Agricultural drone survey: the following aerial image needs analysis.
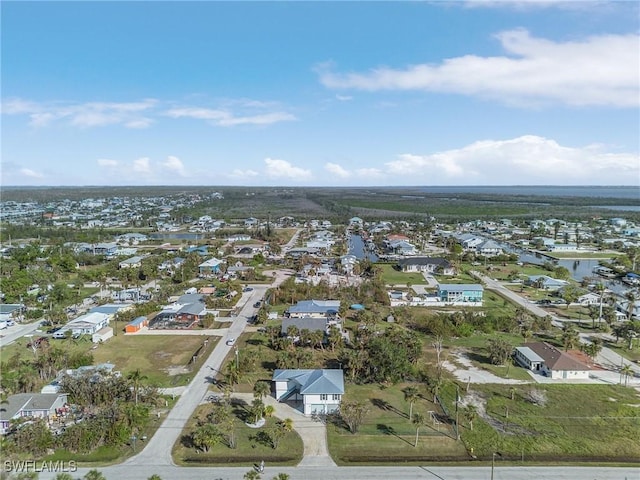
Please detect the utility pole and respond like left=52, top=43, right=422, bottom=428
left=455, top=385, right=460, bottom=440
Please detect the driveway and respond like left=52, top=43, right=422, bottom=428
left=234, top=393, right=336, bottom=467
left=442, top=351, right=528, bottom=385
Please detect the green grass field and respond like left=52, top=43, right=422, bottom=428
left=327, top=383, right=466, bottom=464
left=92, top=334, right=218, bottom=387
left=459, top=384, right=640, bottom=462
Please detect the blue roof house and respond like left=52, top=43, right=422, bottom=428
left=272, top=369, right=344, bottom=415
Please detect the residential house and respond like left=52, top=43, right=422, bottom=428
left=281, top=317, right=329, bottom=336
left=577, top=292, right=601, bottom=306
left=475, top=239, right=503, bottom=257
left=151, top=293, right=207, bottom=329
left=437, top=284, right=484, bottom=305
left=55, top=312, right=111, bottom=339
left=198, top=257, right=224, bottom=276
left=397, top=257, right=454, bottom=275
left=272, top=369, right=344, bottom=416
left=525, top=275, right=569, bottom=291
left=286, top=300, right=341, bottom=318
left=118, top=255, right=145, bottom=269
left=0, top=393, right=68, bottom=435
left=0, top=304, right=23, bottom=322
left=514, top=342, right=591, bottom=379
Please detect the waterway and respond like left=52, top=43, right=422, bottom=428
left=348, top=234, right=379, bottom=262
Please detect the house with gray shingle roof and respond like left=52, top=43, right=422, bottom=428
left=272, top=369, right=344, bottom=415
left=286, top=300, right=340, bottom=318
left=0, top=393, right=68, bottom=435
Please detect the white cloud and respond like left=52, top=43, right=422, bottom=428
left=133, top=157, right=151, bottom=174
left=317, top=30, right=639, bottom=107
left=325, top=162, right=351, bottom=178
left=230, top=169, right=260, bottom=178
left=97, top=158, right=119, bottom=168
left=162, top=156, right=187, bottom=176
left=383, top=135, right=639, bottom=185
left=19, top=168, right=44, bottom=178
left=264, top=158, right=312, bottom=180
left=335, top=94, right=353, bottom=101
left=165, top=106, right=296, bottom=127
left=355, top=168, right=385, bottom=179
left=1, top=98, right=157, bottom=128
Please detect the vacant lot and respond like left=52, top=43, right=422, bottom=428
left=457, top=383, right=640, bottom=463
left=92, top=334, right=217, bottom=387
left=327, top=383, right=467, bottom=465
left=173, top=401, right=303, bottom=466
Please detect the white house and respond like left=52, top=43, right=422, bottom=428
left=514, top=342, right=590, bottom=380
left=272, top=369, right=344, bottom=416
left=55, top=312, right=110, bottom=338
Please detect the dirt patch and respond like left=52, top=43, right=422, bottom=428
left=460, top=390, right=534, bottom=436
left=165, top=366, right=190, bottom=376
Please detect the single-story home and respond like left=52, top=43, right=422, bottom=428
left=0, top=393, right=68, bottom=435
left=396, top=257, right=454, bottom=275
left=55, top=312, right=111, bottom=338
left=118, top=255, right=145, bottom=269
left=281, top=317, right=331, bottom=336
left=514, top=342, right=591, bottom=380
left=272, top=369, right=344, bottom=416
left=286, top=300, right=341, bottom=318
left=525, top=275, right=570, bottom=291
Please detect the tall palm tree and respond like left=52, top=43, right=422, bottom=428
left=403, top=386, right=419, bottom=420
left=620, top=364, right=634, bottom=387
left=624, top=291, right=637, bottom=321
left=127, top=368, right=148, bottom=405
left=412, top=412, right=426, bottom=447
left=561, top=324, right=580, bottom=351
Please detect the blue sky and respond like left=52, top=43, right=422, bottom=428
left=1, top=1, right=639, bottom=186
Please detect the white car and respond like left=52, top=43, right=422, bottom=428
left=226, top=338, right=236, bottom=346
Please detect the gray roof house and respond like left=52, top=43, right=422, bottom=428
left=273, top=369, right=344, bottom=416
left=286, top=300, right=341, bottom=318
left=281, top=317, right=329, bottom=335
left=0, top=393, right=68, bottom=435
left=397, top=257, right=454, bottom=275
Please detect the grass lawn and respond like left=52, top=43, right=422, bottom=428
left=377, top=263, right=425, bottom=286
left=327, top=383, right=468, bottom=465
left=172, top=402, right=303, bottom=466
left=458, top=384, right=640, bottom=463
left=92, top=334, right=218, bottom=387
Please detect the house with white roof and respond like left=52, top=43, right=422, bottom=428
left=272, top=369, right=344, bottom=415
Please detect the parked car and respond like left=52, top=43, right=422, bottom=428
left=243, top=287, right=253, bottom=292
left=225, top=338, right=236, bottom=346
left=47, top=327, right=62, bottom=334
left=253, top=301, right=262, bottom=308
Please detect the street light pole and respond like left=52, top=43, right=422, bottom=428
left=491, top=451, right=502, bottom=480
left=235, top=347, right=239, bottom=370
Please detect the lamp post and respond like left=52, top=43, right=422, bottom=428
left=491, top=451, right=502, bottom=480
left=235, top=346, right=239, bottom=370
left=130, top=434, right=137, bottom=452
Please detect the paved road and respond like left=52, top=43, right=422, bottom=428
left=121, top=286, right=268, bottom=467
left=0, top=321, right=43, bottom=347
left=34, top=464, right=640, bottom=480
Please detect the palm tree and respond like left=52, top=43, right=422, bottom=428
left=127, top=368, right=148, bottom=405
left=263, top=405, right=275, bottom=418
left=403, top=386, right=419, bottom=420
left=243, top=470, right=261, bottom=480
left=147, top=475, right=163, bottom=480
left=561, top=324, right=580, bottom=351
left=620, top=364, right=634, bottom=387
left=271, top=474, right=290, bottom=480
left=462, top=404, right=478, bottom=431
left=253, top=381, right=271, bottom=401
left=624, top=291, right=637, bottom=321
left=412, top=412, right=426, bottom=447
left=83, top=470, right=107, bottom=480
